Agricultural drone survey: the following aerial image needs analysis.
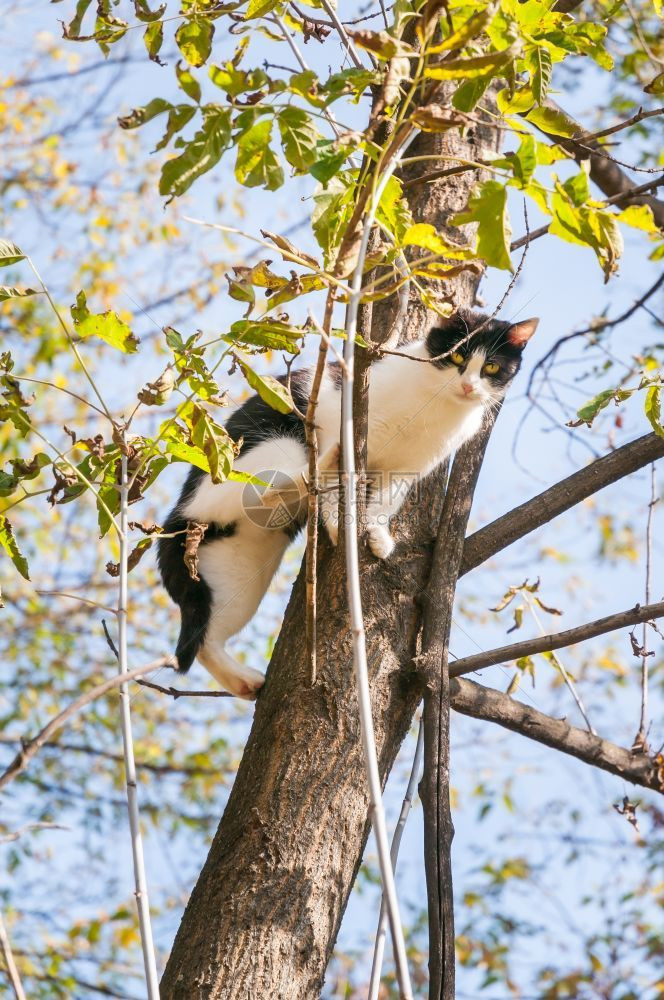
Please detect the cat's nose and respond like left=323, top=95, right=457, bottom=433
left=461, top=382, right=474, bottom=396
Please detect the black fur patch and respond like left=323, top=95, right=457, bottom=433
left=157, top=368, right=312, bottom=671
left=426, top=309, right=527, bottom=390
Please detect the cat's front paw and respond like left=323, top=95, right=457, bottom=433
left=368, top=524, right=395, bottom=560
left=325, top=519, right=339, bottom=546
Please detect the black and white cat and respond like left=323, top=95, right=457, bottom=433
left=158, top=309, right=537, bottom=697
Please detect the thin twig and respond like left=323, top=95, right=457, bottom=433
left=574, top=106, right=664, bottom=144
left=449, top=601, right=664, bottom=678
left=0, top=658, right=171, bottom=792
left=368, top=718, right=424, bottom=1000
left=450, top=678, right=664, bottom=793
left=304, top=291, right=335, bottom=685
left=116, top=454, right=160, bottom=1000
left=36, top=590, right=118, bottom=615
left=318, top=0, right=365, bottom=68
left=634, top=464, right=658, bottom=751
left=510, top=174, right=664, bottom=251
left=342, top=130, right=417, bottom=1000
left=0, top=912, right=27, bottom=1000
left=135, top=678, right=233, bottom=698
left=525, top=595, right=596, bottom=735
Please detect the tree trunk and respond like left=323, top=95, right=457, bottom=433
left=161, top=117, right=502, bottom=999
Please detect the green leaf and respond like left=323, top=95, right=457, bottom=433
left=0, top=514, right=30, bottom=580
left=0, top=240, right=25, bottom=267
left=308, top=139, right=353, bottom=184
left=154, top=104, right=198, bottom=152
left=235, top=353, right=294, bottom=413
left=572, top=387, right=634, bottom=426
left=645, top=385, right=664, bottom=438
left=348, top=29, right=414, bottom=61
left=496, top=85, right=535, bottom=114
left=528, top=45, right=552, bottom=104
left=616, top=205, right=657, bottom=232
left=159, top=106, right=232, bottom=199
left=450, top=181, right=512, bottom=271
left=525, top=105, right=578, bottom=138
left=277, top=107, right=317, bottom=172
left=133, top=0, right=167, bottom=22
left=70, top=291, right=139, bottom=353
left=452, top=73, right=494, bottom=112
left=143, top=20, right=164, bottom=63
left=118, top=97, right=172, bottom=130
left=402, top=223, right=475, bottom=260
left=495, top=134, right=537, bottom=187
left=176, top=18, right=214, bottom=67
left=644, top=70, right=664, bottom=95
left=225, top=319, right=303, bottom=353
left=209, top=63, right=268, bottom=97
left=235, top=118, right=284, bottom=191
left=427, top=5, right=498, bottom=53
left=425, top=46, right=518, bottom=80
left=0, top=286, right=38, bottom=301
left=176, top=60, right=202, bottom=103
left=245, top=0, right=280, bottom=17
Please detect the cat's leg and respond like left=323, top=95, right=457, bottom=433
left=366, top=473, right=417, bottom=559
left=196, top=526, right=288, bottom=698
left=261, top=441, right=341, bottom=544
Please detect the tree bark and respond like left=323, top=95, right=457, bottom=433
left=161, top=117, right=502, bottom=998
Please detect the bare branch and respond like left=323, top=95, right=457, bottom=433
left=0, top=912, right=26, bottom=1000
left=527, top=100, right=664, bottom=227
left=450, top=678, right=664, bottom=794
left=0, top=657, right=172, bottom=793
left=634, top=465, right=658, bottom=751
left=450, top=600, right=664, bottom=677
left=460, top=433, right=664, bottom=577
left=574, top=106, right=664, bottom=144
left=510, top=176, right=664, bottom=251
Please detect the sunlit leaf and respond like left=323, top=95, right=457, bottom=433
left=159, top=106, right=232, bottom=199
left=175, top=17, right=215, bottom=67
left=234, top=353, right=294, bottom=413
left=525, top=105, right=578, bottom=138
left=0, top=240, right=26, bottom=267
left=645, top=385, right=664, bottom=438
left=450, top=181, right=512, bottom=271
left=277, top=107, right=318, bottom=172
left=0, top=514, right=30, bottom=580
left=70, top=291, right=139, bottom=354
left=235, top=118, right=284, bottom=190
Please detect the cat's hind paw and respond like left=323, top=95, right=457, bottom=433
left=368, top=524, right=395, bottom=560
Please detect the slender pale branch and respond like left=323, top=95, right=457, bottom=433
left=0, top=913, right=27, bottom=1000
left=450, top=601, right=664, bottom=678
left=450, top=677, right=664, bottom=793
left=0, top=657, right=171, bottom=792
left=369, top=719, right=425, bottom=1000
left=303, top=291, right=336, bottom=685
left=460, top=433, right=664, bottom=576
left=116, top=454, right=160, bottom=1000
left=342, top=132, right=417, bottom=1000
left=574, top=106, right=664, bottom=144
left=319, top=0, right=365, bottom=68
left=635, top=465, right=658, bottom=750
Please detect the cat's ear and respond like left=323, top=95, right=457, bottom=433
left=507, top=317, right=539, bottom=348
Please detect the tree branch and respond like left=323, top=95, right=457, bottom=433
left=449, top=601, right=664, bottom=678
left=450, top=677, right=664, bottom=793
left=460, top=433, right=664, bottom=576
left=530, top=99, right=664, bottom=227
left=419, top=414, right=498, bottom=1000
left=0, top=657, right=172, bottom=793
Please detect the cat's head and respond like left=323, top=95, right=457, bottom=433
left=426, top=309, right=538, bottom=407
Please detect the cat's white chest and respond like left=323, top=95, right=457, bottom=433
left=366, top=354, right=484, bottom=477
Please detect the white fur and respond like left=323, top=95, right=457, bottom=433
left=182, top=342, right=503, bottom=696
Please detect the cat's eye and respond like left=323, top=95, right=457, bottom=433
left=483, top=362, right=500, bottom=376
left=450, top=351, right=465, bottom=366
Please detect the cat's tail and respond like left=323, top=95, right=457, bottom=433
left=174, top=588, right=211, bottom=673
left=157, top=525, right=212, bottom=674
